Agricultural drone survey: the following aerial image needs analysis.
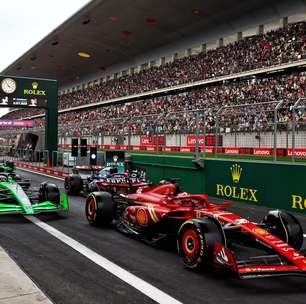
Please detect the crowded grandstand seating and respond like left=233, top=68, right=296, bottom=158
left=2, top=71, right=305, bottom=136
left=57, top=21, right=305, bottom=109
left=1, top=21, right=305, bottom=136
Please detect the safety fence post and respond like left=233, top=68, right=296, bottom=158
left=195, top=110, right=200, bottom=159
left=274, top=100, right=283, bottom=162
left=203, top=110, right=206, bottom=158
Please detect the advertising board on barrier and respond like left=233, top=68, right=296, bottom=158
left=132, top=146, right=141, bottom=151
left=253, top=148, right=273, bottom=156
left=287, top=148, right=306, bottom=158
left=204, top=159, right=306, bottom=214
left=203, top=147, right=214, bottom=154
left=180, top=147, right=192, bottom=152
left=212, top=163, right=259, bottom=203
left=224, top=148, right=240, bottom=155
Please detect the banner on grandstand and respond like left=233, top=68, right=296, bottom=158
left=0, top=120, right=33, bottom=127
left=140, top=136, right=164, bottom=146
left=187, top=135, right=223, bottom=147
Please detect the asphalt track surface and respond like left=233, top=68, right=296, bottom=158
left=0, top=169, right=306, bottom=304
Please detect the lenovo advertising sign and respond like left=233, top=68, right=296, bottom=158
left=187, top=135, right=222, bottom=147
left=287, top=148, right=306, bottom=158
left=140, top=136, right=164, bottom=146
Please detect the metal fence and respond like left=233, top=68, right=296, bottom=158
left=1, top=98, right=306, bottom=163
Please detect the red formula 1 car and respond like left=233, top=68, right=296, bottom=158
left=85, top=179, right=306, bottom=279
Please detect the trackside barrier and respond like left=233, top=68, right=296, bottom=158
left=130, top=154, right=306, bottom=215
left=58, top=144, right=300, bottom=158
left=15, top=161, right=68, bottom=178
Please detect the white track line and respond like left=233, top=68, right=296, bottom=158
left=17, top=167, right=65, bottom=181
left=25, top=216, right=183, bottom=304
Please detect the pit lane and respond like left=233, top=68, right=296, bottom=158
left=0, top=169, right=306, bottom=304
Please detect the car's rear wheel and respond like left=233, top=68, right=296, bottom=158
left=86, top=191, right=115, bottom=225
left=178, top=218, right=224, bottom=270
left=64, top=174, right=83, bottom=195
left=39, top=182, right=60, bottom=205
left=263, top=210, right=303, bottom=250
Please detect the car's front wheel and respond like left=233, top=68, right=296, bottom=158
left=262, top=210, right=303, bottom=250
left=178, top=218, right=224, bottom=270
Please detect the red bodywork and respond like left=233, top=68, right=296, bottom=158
left=121, top=182, right=306, bottom=279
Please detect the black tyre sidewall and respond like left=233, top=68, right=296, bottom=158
left=86, top=192, right=115, bottom=225
left=40, top=182, right=60, bottom=205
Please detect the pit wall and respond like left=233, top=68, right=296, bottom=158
left=131, top=154, right=306, bottom=215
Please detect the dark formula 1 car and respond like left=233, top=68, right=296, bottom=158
left=0, top=174, right=69, bottom=215
left=64, top=166, right=147, bottom=196
left=85, top=179, right=306, bottom=279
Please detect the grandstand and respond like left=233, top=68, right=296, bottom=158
left=0, top=0, right=305, bottom=160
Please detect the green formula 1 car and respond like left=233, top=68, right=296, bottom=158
left=0, top=161, right=15, bottom=173
left=0, top=174, right=69, bottom=215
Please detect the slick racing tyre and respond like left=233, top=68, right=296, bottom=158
left=64, top=174, right=83, bottom=195
left=178, top=218, right=224, bottom=270
left=263, top=210, right=303, bottom=250
left=86, top=191, right=115, bottom=225
left=39, top=182, right=60, bottom=206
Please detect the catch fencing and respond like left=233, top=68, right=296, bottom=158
left=0, top=98, right=306, bottom=162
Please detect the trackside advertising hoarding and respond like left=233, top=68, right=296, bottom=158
left=205, top=159, right=306, bottom=214
left=131, top=154, right=306, bottom=215
left=287, top=148, right=306, bottom=158
left=253, top=148, right=273, bottom=156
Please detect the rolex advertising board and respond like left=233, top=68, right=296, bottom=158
left=0, top=75, right=57, bottom=106
left=205, top=159, right=306, bottom=214
left=130, top=154, right=306, bottom=215
left=0, top=74, right=58, bottom=164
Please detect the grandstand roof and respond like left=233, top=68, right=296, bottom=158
left=2, top=0, right=291, bottom=86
